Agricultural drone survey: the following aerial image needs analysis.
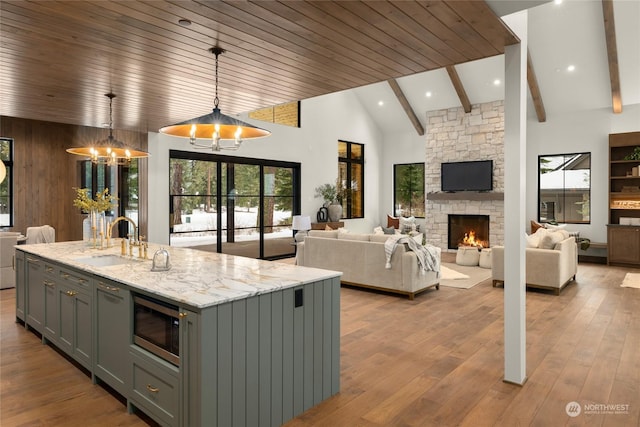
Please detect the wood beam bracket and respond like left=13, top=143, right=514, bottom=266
left=446, top=66, right=472, bottom=114
left=602, top=0, right=622, bottom=113
left=387, top=79, right=425, bottom=136
left=527, top=49, right=546, bottom=123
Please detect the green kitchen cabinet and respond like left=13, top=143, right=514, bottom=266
left=25, top=255, right=46, bottom=333
left=15, top=250, right=25, bottom=321
left=57, top=267, right=93, bottom=370
left=94, top=277, right=131, bottom=397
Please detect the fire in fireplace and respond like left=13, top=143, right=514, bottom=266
left=448, top=214, right=490, bottom=249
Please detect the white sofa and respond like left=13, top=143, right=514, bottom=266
left=296, top=230, right=440, bottom=299
left=491, top=234, right=577, bottom=295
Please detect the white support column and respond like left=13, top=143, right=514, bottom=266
left=503, top=10, right=528, bottom=385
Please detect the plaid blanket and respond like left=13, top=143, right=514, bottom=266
left=384, top=236, right=440, bottom=278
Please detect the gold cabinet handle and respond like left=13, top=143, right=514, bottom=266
left=178, top=312, right=188, bottom=319
left=98, top=282, right=119, bottom=292
left=65, top=290, right=77, bottom=297
left=146, top=384, right=159, bottom=393
left=45, top=266, right=54, bottom=273
left=61, top=273, right=70, bottom=279
left=27, top=257, right=39, bottom=263
left=43, top=280, right=55, bottom=288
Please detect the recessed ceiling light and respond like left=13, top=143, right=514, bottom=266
left=554, top=0, right=563, bottom=4
left=178, top=18, right=192, bottom=27
left=493, top=79, right=501, bottom=86
left=567, top=65, right=575, bottom=72
left=378, top=101, right=384, bottom=106
left=425, top=91, right=432, bottom=98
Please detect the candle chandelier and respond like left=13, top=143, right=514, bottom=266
left=159, top=45, right=271, bottom=151
left=66, top=93, right=149, bottom=165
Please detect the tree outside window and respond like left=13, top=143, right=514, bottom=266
left=538, top=153, right=591, bottom=223
left=394, top=163, right=425, bottom=218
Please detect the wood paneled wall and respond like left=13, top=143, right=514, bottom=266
left=0, top=116, right=148, bottom=242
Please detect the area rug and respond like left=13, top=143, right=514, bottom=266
left=621, top=273, right=640, bottom=289
left=439, top=262, right=492, bottom=289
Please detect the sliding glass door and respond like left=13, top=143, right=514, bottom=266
left=169, top=151, right=300, bottom=260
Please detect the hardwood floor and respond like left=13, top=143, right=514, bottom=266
left=2, top=258, right=639, bottom=426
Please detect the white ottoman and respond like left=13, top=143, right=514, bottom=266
left=479, top=248, right=492, bottom=269
left=456, top=246, right=480, bottom=266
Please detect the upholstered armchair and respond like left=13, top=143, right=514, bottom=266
left=0, top=232, right=20, bottom=289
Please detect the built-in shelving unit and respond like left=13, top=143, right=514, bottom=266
left=608, top=131, right=640, bottom=266
left=427, top=192, right=504, bottom=201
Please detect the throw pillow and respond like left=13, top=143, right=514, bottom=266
left=525, top=232, right=539, bottom=248
left=324, top=225, right=334, bottom=231
left=539, top=230, right=564, bottom=249
left=373, top=226, right=384, bottom=235
left=337, top=227, right=350, bottom=235
left=382, top=226, right=396, bottom=235
left=399, top=216, right=416, bottom=233
left=545, top=223, right=567, bottom=231
left=530, top=220, right=544, bottom=233
left=387, top=214, right=399, bottom=229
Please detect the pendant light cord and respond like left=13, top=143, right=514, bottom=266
left=106, top=92, right=116, bottom=139
left=210, top=46, right=225, bottom=109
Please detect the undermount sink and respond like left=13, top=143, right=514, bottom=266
left=73, top=254, right=138, bottom=267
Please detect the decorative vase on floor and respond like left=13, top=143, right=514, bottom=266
left=328, top=202, right=342, bottom=222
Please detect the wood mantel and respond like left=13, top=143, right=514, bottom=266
left=427, top=192, right=504, bottom=201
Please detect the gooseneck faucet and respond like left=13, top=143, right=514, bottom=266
left=109, top=216, right=139, bottom=245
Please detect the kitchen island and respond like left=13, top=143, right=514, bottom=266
left=15, top=241, right=341, bottom=427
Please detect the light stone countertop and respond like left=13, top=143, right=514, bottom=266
left=17, top=241, right=341, bottom=309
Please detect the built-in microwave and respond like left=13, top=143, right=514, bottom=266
left=133, top=294, right=180, bottom=366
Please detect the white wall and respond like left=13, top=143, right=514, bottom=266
left=147, top=89, right=384, bottom=244
left=526, top=103, right=640, bottom=243
left=379, top=130, right=426, bottom=228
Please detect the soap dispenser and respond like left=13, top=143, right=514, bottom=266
left=151, top=247, right=171, bottom=272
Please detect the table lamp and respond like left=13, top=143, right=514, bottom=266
left=292, top=215, right=312, bottom=243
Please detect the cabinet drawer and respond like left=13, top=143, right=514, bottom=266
left=130, top=351, right=179, bottom=427
left=43, top=262, right=57, bottom=277
left=58, top=267, right=91, bottom=291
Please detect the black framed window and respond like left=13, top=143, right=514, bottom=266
left=538, top=152, right=591, bottom=224
left=338, top=140, right=364, bottom=219
left=79, top=160, right=138, bottom=236
left=0, top=138, right=13, bottom=227
left=169, top=150, right=301, bottom=260
left=393, top=163, right=425, bottom=217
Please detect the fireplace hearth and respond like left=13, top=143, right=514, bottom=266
left=448, top=214, right=490, bottom=249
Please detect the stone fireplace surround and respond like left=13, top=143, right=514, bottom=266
left=425, top=101, right=505, bottom=251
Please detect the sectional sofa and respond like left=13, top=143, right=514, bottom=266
left=296, top=230, right=441, bottom=299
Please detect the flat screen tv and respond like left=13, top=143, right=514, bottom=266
left=441, top=160, right=493, bottom=192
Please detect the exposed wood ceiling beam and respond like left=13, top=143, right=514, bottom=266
left=445, top=66, right=472, bottom=113
left=602, top=0, right=622, bottom=113
left=527, top=50, right=546, bottom=122
left=387, top=79, right=424, bottom=136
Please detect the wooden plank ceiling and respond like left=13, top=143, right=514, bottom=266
left=0, top=1, right=519, bottom=133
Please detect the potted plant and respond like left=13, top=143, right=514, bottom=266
left=314, top=179, right=350, bottom=222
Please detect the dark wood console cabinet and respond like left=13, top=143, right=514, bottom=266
left=608, top=131, right=640, bottom=266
